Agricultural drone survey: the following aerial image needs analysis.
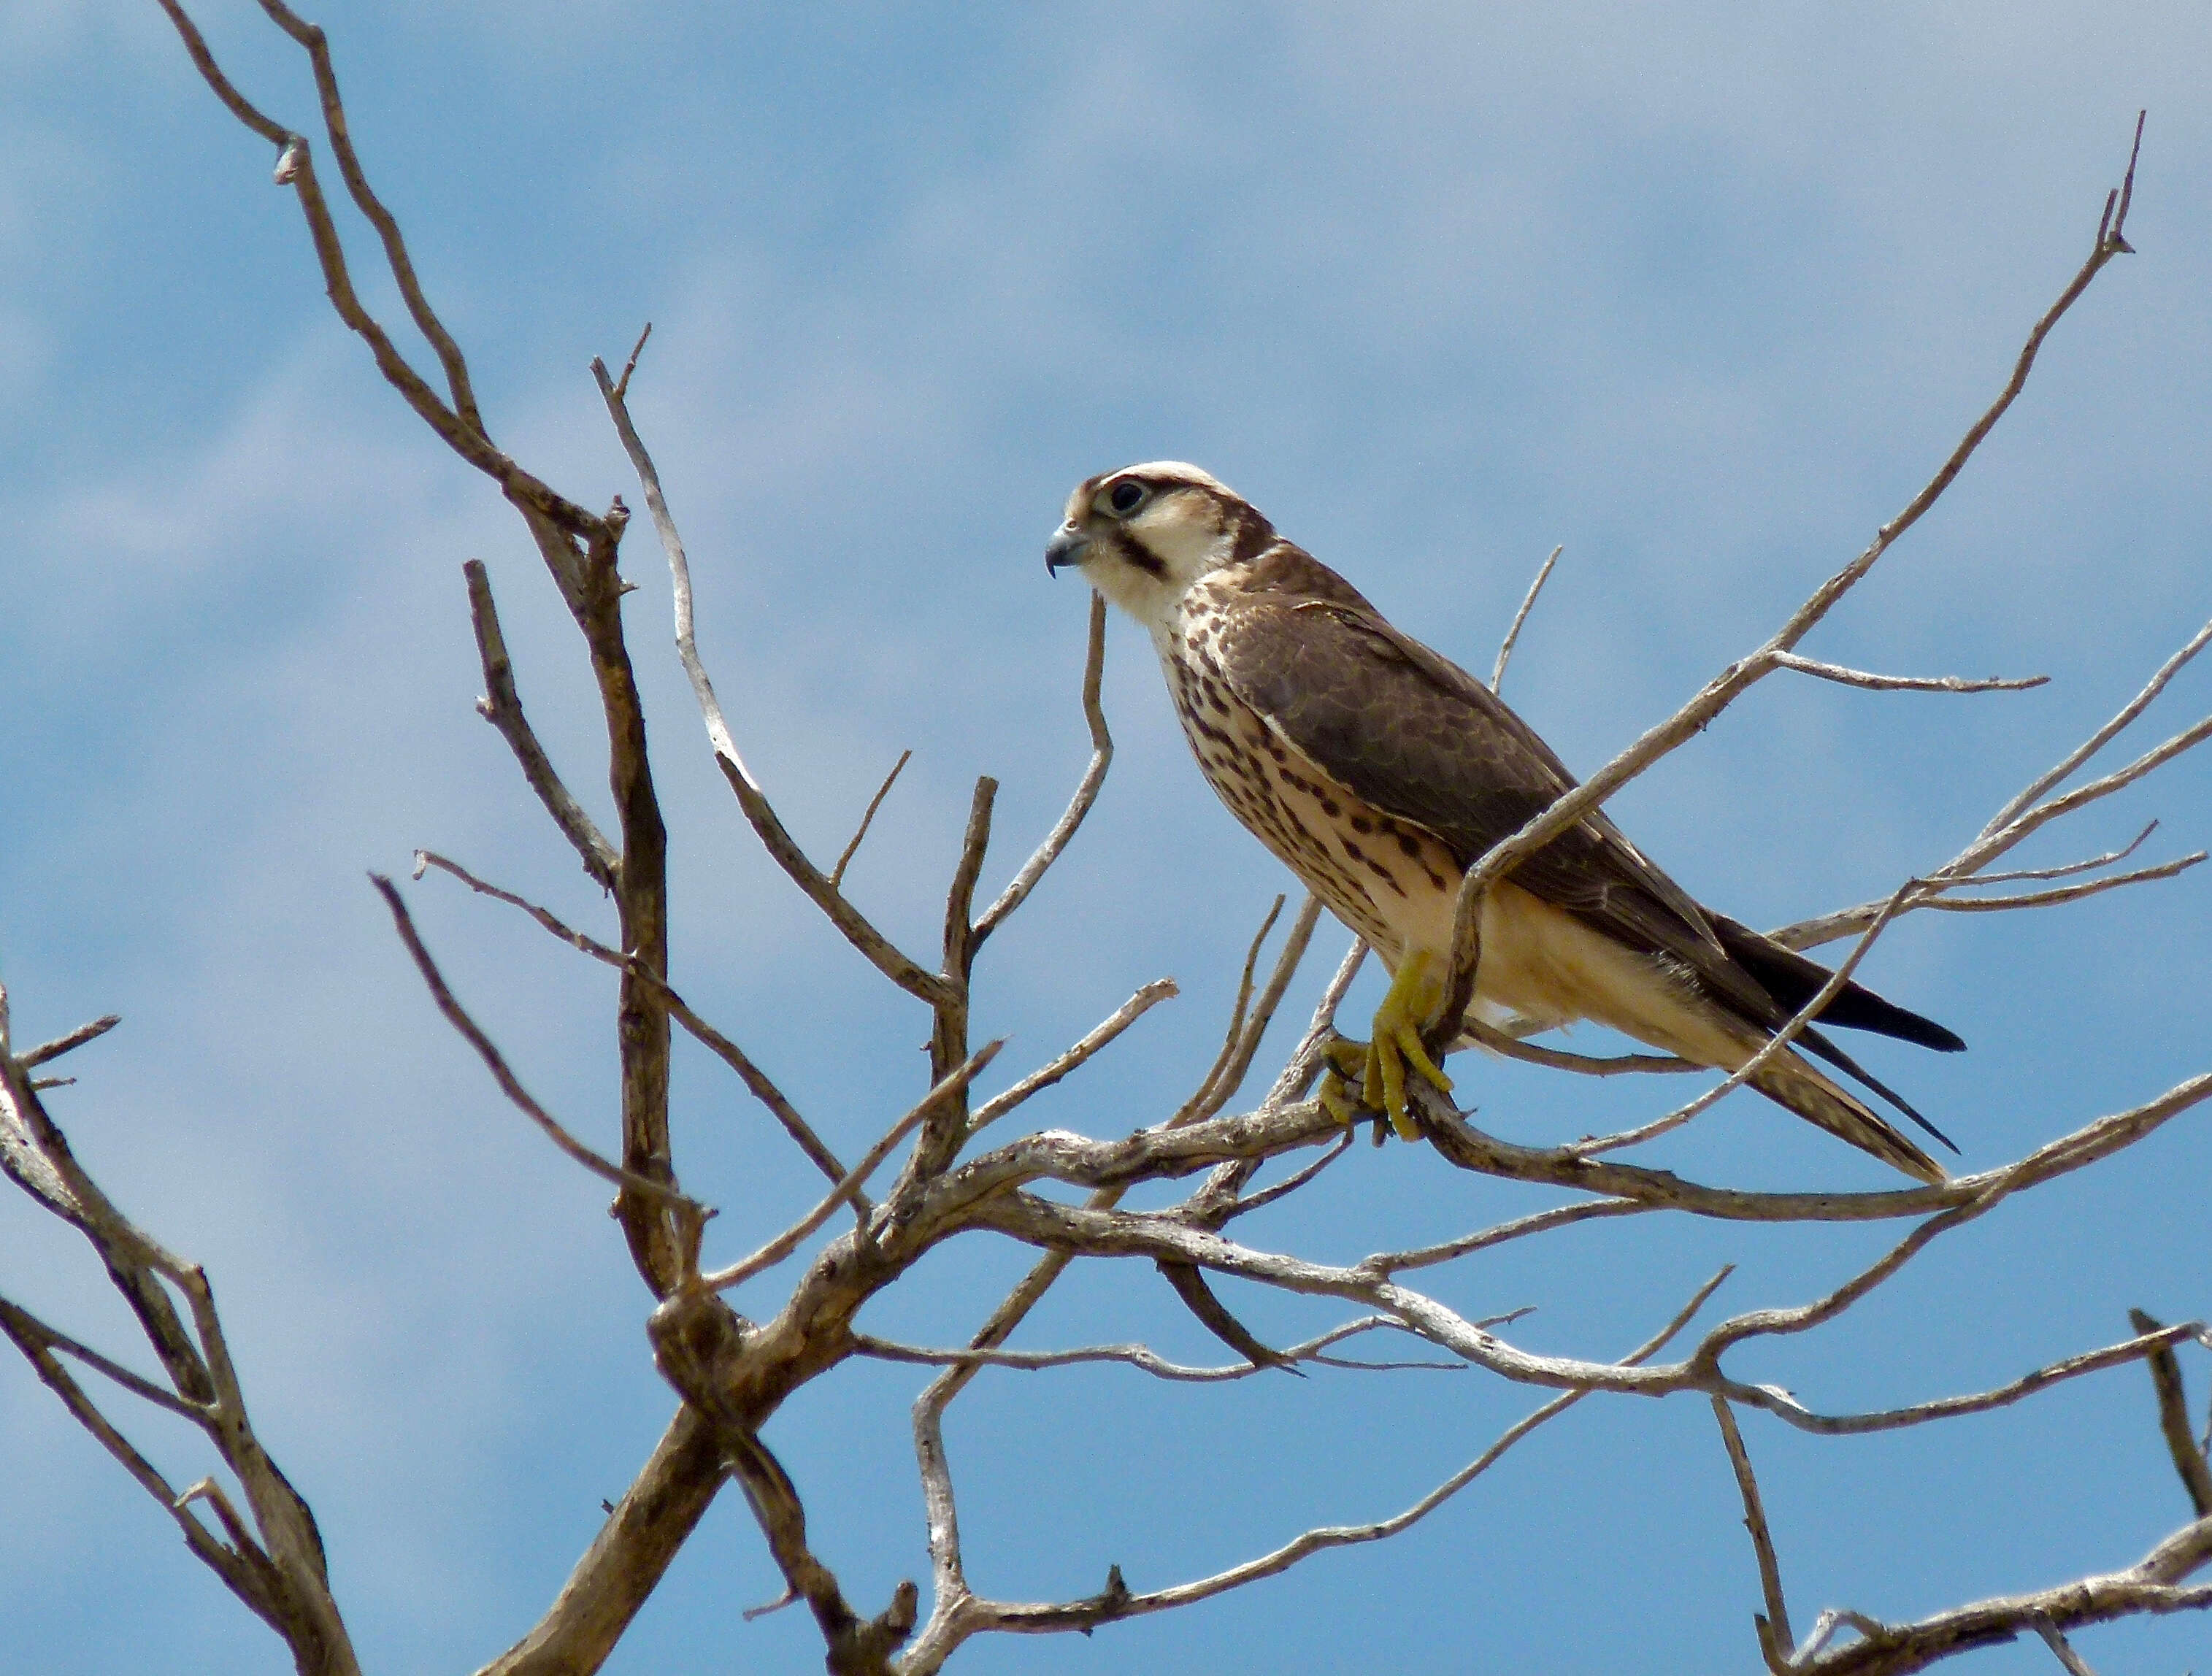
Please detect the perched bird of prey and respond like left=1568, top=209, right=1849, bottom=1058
left=1045, top=462, right=1964, bottom=1183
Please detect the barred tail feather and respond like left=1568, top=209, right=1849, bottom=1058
left=1748, top=1051, right=1948, bottom=1185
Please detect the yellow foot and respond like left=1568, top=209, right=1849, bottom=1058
left=1318, top=1057, right=1364, bottom=1126
left=1319, top=951, right=1456, bottom=1141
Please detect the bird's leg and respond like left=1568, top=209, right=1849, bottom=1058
left=1318, top=950, right=1455, bottom=1140
left=1367, top=947, right=1455, bottom=1138
left=1317, top=1039, right=1367, bottom=1126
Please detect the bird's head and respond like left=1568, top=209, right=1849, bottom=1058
left=1045, top=462, right=1273, bottom=628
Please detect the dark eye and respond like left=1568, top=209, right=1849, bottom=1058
left=1108, top=480, right=1147, bottom=515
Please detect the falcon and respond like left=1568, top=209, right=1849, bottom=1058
left=1045, top=461, right=1964, bottom=1183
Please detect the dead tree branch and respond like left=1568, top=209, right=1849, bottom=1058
left=0, top=986, right=362, bottom=1676
left=1432, top=115, right=2150, bottom=1041
left=1713, top=1396, right=1796, bottom=1669
left=1770, top=652, right=2048, bottom=694
left=1775, top=615, right=2212, bottom=953
left=2129, top=1308, right=2212, bottom=1518
left=974, top=593, right=1115, bottom=945
left=832, top=750, right=914, bottom=889
left=1491, top=543, right=1564, bottom=693
left=50, top=31, right=2206, bottom=1676
left=1777, top=1518, right=2212, bottom=1675
left=896, top=1267, right=1729, bottom=1670
left=369, top=875, right=704, bottom=1216
left=591, top=350, right=953, bottom=1010
left=411, top=848, right=849, bottom=1189
left=18, top=1013, right=122, bottom=1069
left=464, top=561, right=618, bottom=889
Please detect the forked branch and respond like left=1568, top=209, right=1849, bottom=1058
left=370, top=875, right=704, bottom=1218
left=591, top=350, right=953, bottom=1009
left=1432, top=115, right=2150, bottom=1039
left=77, top=26, right=2212, bottom=1676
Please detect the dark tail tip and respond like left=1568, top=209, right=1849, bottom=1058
left=1713, top=914, right=1965, bottom=1051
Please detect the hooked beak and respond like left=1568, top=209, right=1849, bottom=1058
left=1044, top=523, right=1092, bottom=576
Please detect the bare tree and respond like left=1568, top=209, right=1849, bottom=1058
left=3, top=10, right=2207, bottom=1675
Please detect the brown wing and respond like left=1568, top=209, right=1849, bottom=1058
left=1210, top=553, right=1962, bottom=1154
left=1212, top=577, right=1786, bottom=1020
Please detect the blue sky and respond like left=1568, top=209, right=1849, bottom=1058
left=4, top=4, right=2210, bottom=1672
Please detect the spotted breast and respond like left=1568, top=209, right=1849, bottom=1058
left=1155, top=573, right=1463, bottom=966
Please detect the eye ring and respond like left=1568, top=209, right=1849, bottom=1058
left=1107, top=480, right=1148, bottom=516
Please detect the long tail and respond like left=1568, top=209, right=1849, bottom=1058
left=1742, top=1046, right=1948, bottom=1185
left=1711, top=914, right=1965, bottom=1052
left=1448, top=889, right=1957, bottom=1182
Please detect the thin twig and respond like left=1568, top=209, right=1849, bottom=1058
left=1947, top=820, right=2159, bottom=885
left=1916, top=855, right=2205, bottom=915
left=1194, top=894, right=1324, bottom=1123
left=1951, top=710, right=2212, bottom=885
left=854, top=1317, right=1444, bottom=1384
left=1691, top=1188, right=2013, bottom=1372
left=1217, top=1131, right=1356, bottom=1224
left=1456, top=1015, right=1697, bottom=1077
left=1491, top=545, right=1563, bottom=693
left=831, top=750, right=913, bottom=889
left=1563, top=877, right=1922, bottom=1161
left=1781, top=793, right=2207, bottom=957
left=742, top=1586, right=799, bottom=1623
left=1156, top=896, right=1327, bottom=1227
left=1984, top=613, right=2211, bottom=839
left=464, top=561, right=618, bottom=889
left=1362, top=1197, right=1652, bottom=1277
left=247, top=0, right=485, bottom=429
left=1432, top=125, right=2146, bottom=1041
left=1762, top=608, right=2209, bottom=961
left=1712, top=1396, right=1795, bottom=1665
left=591, top=353, right=950, bottom=1007
left=1794, top=1609, right=1884, bottom=1665
left=612, top=322, right=652, bottom=401
left=919, top=776, right=998, bottom=1172
left=0, top=1305, right=272, bottom=1615
left=155, top=0, right=594, bottom=545
left=153, top=0, right=288, bottom=144
left=1771, top=815, right=2195, bottom=953
left=175, top=1476, right=260, bottom=1559
left=2128, top=1309, right=2212, bottom=1518
left=411, top=849, right=849, bottom=1188
left=0, top=1295, right=204, bottom=1421
left=2033, top=1618, right=2101, bottom=1676
left=17, top=1015, right=122, bottom=1069
left=943, top=777, right=997, bottom=984
left=1173, top=896, right=1287, bottom=1127
left=704, top=1042, right=1001, bottom=1292
left=370, top=875, right=701, bottom=1211
left=1707, top=1321, right=2209, bottom=1444
left=709, top=1418, right=917, bottom=1668
left=1262, top=936, right=1368, bottom=1110
left=967, top=980, right=1179, bottom=1137
left=974, top=592, right=1113, bottom=944
left=1771, top=652, right=2047, bottom=693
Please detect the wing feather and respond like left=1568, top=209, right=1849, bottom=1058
left=1213, top=588, right=1783, bottom=1016
left=1209, top=564, right=1962, bottom=1101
